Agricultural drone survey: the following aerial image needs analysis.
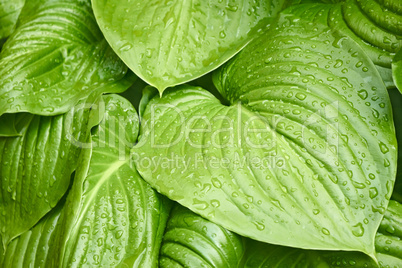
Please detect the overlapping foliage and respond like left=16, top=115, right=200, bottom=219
left=0, top=0, right=401, bottom=267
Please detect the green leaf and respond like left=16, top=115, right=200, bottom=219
left=160, top=204, right=246, bottom=268
left=0, top=0, right=25, bottom=41
left=241, top=240, right=378, bottom=268
left=92, top=0, right=291, bottom=94
left=285, top=1, right=402, bottom=87
left=241, top=201, right=402, bottom=267
left=48, top=94, right=172, bottom=267
left=0, top=100, right=92, bottom=248
left=0, top=0, right=135, bottom=117
left=376, top=201, right=402, bottom=261
left=0, top=114, right=22, bottom=137
left=392, top=49, right=402, bottom=93
left=134, top=10, right=397, bottom=257
left=0, top=202, right=63, bottom=268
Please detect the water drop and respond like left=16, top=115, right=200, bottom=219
left=192, top=198, right=208, bottom=210
left=219, top=31, right=226, bottom=38
left=211, top=200, right=220, bottom=208
left=352, top=223, right=364, bottom=237
left=115, top=230, right=124, bottom=239
left=322, top=228, right=330, bottom=235
left=295, top=93, right=306, bottom=100
left=253, top=221, right=265, bottom=231
left=369, top=187, right=378, bottom=199
left=379, top=142, right=389, bottom=154
left=313, top=209, right=320, bottom=215
left=211, top=177, right=222, bottom=188
left=357, top=90, right=368, bottom=100
left=119, top=43, right=132, bottom=52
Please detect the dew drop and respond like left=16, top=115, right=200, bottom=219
left=211, top=177, right=222, bottom=188
left=313, top=209, right=320, bottom=215
left=253, top=221, right=265, bottom=231
left=322, top=228, right=330, bottom=235
left=357, top=90, right=368, bottom=100
left=119, top=43, right=132, bottom=52
left=379, top=142, right=389, bottom=154
left=295, top=93, right=306, bottom=100
left=352, top=223, right=364, bottom=237
left=369, top=187, right=378, bottom=199
left=211, top=200, right=220, bottom=208
left=192, top=198, right=209, bottom=210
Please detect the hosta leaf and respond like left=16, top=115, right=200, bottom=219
left=92, top=0, right=291, bottom=94
left=241, top=240, right=377, bottom=268
left=242, top=200, right=402, bottom=268
left=160, top=204, right=245, bottom=268
left=376, top=201, right=402, bottom=262
left=0, top=100, right=92, bottom=248
left=47, top=94, right=171, bottom=267
left=134, top=10, right=397, bottom=257
left=285, top=0, right=402, bottom=88
left=0, top=0, right=135, bottom=117
left=0, top=0, right=25, bottom=41
left=0, top=202, right=63, bottom=268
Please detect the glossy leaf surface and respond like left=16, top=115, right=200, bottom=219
left=47, top=94, right=171, bottom=267
left=242, top=201, right=402, bottom=267
left=0, top=0, right=25, bottom=41
left=286, top=0, right=402, bottom=87
left=0, top=0, right=135, bottom=117
left=134, top=10, right=397, bottom=256
left=160, top=205, right=245, bottom=268
left=0, top=203, right=63, bottom=268
left=92, top=0, right=290, bottom=94
left=0, top=102, right=91, bottom=248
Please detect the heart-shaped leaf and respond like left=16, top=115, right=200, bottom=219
left=134, top=10, right=397, bottom=257
left=160, top=204, right=245, bottom=268
left=48, top=94, right=172, bottom=267
left=92, top=0, right=291, bottom=94
left=0, top=100, right=92, bottom=248
left=0, top=0, right=135, bottom=117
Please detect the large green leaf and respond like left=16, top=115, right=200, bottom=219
left=160, top=204, right=245, bottom=268
left=241, top=200, right=402, bottom=268
left=0, top=100, right=93, bottom=248
left=0, top=202, right=63, bottom=268
left=134, top=10, right=397, bottom=257
left=0, top=0, right=25, bottom=41
left=92, top=0, right=291, bottom=94
left=285, top=0, right=402, bottom=88
left=47, top=94, right=172, bottom=267
left=0, top=0, right=135, bottom=117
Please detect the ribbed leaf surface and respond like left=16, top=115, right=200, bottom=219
left=92, top=0, right=290, bottom=94
left=160, top=205, right=245, bottom=268
left=47, top=94, right=172, bottom=267
left=0, top=0, right=135, bottom=117
left=134, top=10, right=397, bottom=257
left=0, top=101, right=91, bottom=247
